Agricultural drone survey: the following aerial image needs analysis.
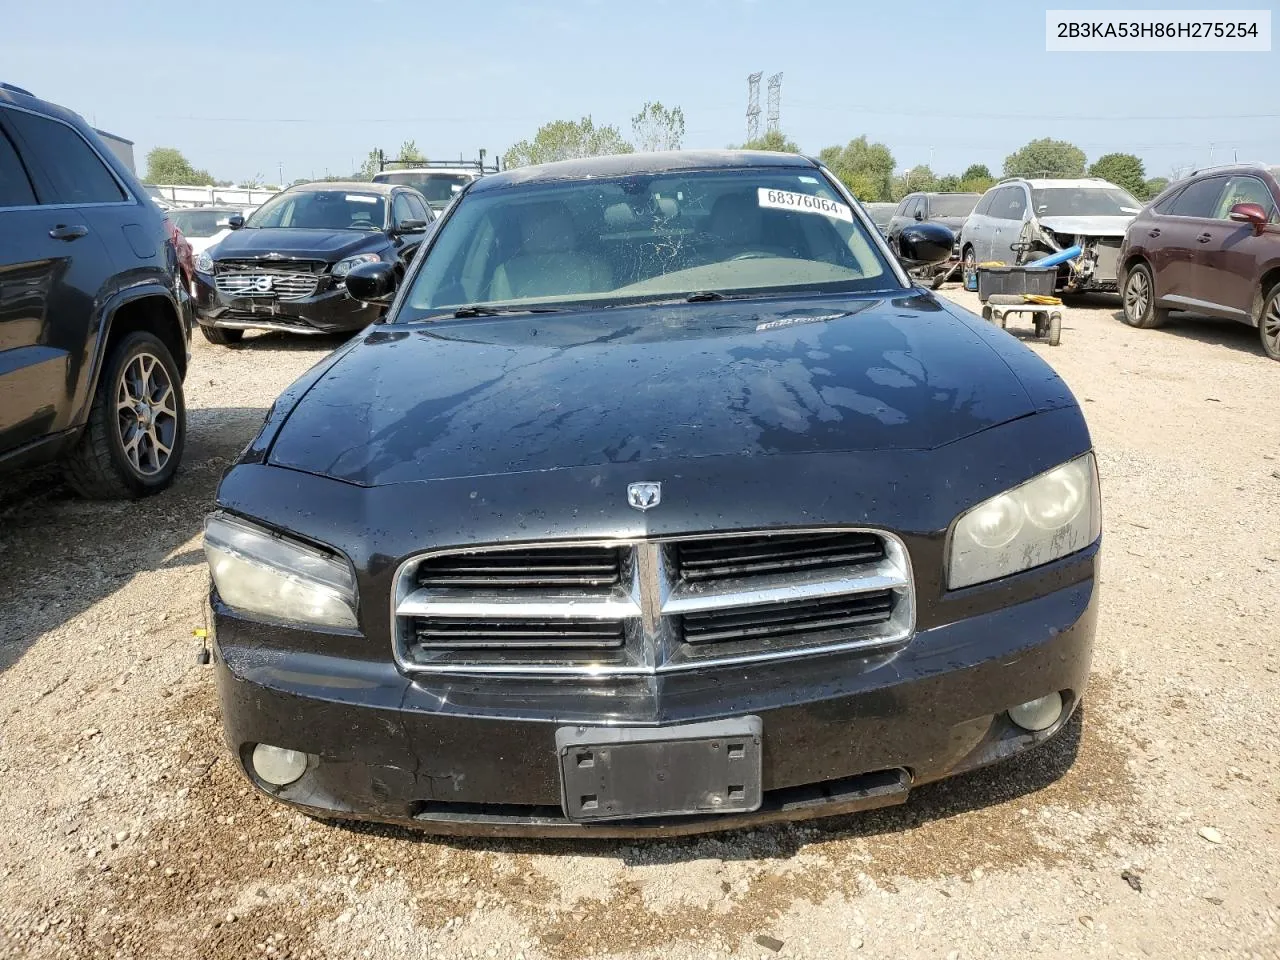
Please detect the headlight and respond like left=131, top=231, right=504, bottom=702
left=195, top=250, right=215, bottom=274
left=203, top=513, right=358, bottom=628
left=331, top=253, right=381, bottom=279
left=948, top=453, right=1100, bottom=589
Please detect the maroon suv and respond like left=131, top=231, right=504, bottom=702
left=1117, top=163, right=1280, bottom=360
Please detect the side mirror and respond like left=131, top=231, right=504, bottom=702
left=897, top=222, right=954, bottom=268
left=394, top=218, right=427, bottom=235
left=227, top=214, right=244, bottom=230
left=345, top=261, right=397, bottom=303
left=1228, top=202, right=1268, bottom=233
left=913, top=208, right=924, bottom=221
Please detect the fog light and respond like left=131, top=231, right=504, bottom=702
left=251, top=743, right=308, bottom=786
left=1008, top=692, right=1064, bottom=732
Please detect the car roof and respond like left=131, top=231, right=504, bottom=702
left=473, top=150, right=818, bottom=191
left=1001, top=177, right=1117, bottom=189
left=287, top=180, right=397, bottom=195
left=374, top=167, right=478, bottom=176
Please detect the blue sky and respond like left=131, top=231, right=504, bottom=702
left=3, top=0, right=1276, bottom=184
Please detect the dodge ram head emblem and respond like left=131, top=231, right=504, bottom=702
left=627, top=482, right=661, bottom=511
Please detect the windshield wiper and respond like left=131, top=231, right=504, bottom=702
left=685, top=291, right=727, bottom=302
left=450, top=305, right=563, bottom=318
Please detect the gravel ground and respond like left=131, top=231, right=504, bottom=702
left=1, top=292, right=1277, bottom=960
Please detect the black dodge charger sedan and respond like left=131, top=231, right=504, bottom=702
left=205, top=151, right=1100, bottom=836
left=192, top=180, right=432, bottom=344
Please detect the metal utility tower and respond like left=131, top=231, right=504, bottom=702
left=766, top=72, right=783, bottom=135
left=746, top=72, right=762, bottom=142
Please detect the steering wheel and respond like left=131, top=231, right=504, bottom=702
left=729, top=250, right=775, bottom=261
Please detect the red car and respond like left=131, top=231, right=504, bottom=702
left=1117, top=162, right=1280, bottom=360
left=164, top=216, right=195, bottom=291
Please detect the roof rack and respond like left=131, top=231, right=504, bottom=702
left=376, top=151, right=501, bottom=175
left=0, top=82, right=34, bottom=97
left=1188, top=160, right=1271, bottom=176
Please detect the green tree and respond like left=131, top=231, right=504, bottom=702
left=1145, top=176, right=1170, bottom=198
left=1088, top=152, right=1147, bottom=197
left=631, top=102, right=685, bottom=152
left=396, top=139, right=426, bottom=163
left=1003, top=138, right=1087, bottom=179
left=503, top=117, right=633, bottom=168
left=893, top=164, right=938, bottom=200
left=935, top=174, right=962, bottom=192
left=961, top=174, right=996, bottom=194
left=355, top=148, right=382, bottom=181
left=144, top=147, right=215, bottom=186
left=819, top=136, right=895, bottom=201
left=736, top=130, right=801, bottom=153
left=961, top=163, right=992, bottom=181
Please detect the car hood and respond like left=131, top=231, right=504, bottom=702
left=932, top=215, right=969, bottom=232
left=212, top=227, right=384, bottom=262
left=1036, top=215, right=1134, bottom=237
left=266, top=294, right=1041, bottom=487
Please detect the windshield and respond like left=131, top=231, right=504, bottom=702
left=1031, top=187, right=1142, bottom=217
left=401, top=167, right=894, bottom=318
left=245, top=190, right=386, bottom=230
left=929, top=194, right=980, bottom=217
left=377, top=172, right=472, bottom=207
left=865, top=203, right=896, bottom=224
left=169, top=209, right=234, bottom=238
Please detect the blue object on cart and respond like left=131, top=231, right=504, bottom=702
left=965, top=271, right=978, bottom=291
left=1028, top=245, right=1082, bottom=269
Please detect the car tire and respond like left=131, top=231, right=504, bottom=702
left=962, top=247, right=977, bottom=286
left=200, top=324, right=244, bottom=346
left=1259, top=283, right=1280, bottom=361
left=62, top=331, right=186, bottom=499
left=1121, top=263, right=1169, bottom=329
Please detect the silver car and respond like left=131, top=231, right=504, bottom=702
left=960, top=177, right=1143, bottom=292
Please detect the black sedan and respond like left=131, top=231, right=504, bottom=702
left=205, top=151, right=1100, bottom=837
left=192, top=181, right=432, bottom=344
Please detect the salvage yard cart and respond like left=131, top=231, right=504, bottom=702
left=981, top=294, right=1063, bottom=346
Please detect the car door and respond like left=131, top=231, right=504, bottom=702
left=963, top=190, right=995, bottom=261
left=993, top=186, right=1029, bottom=264
left=886, top=197, right=913, bottom=249
left=1206, top=174, right=1278, bottom=317
left=390, top=191, right=427, bottom=266
left=1158, top=175, right=1228, bottom=310
left=0, top=107, right=117, bottom=457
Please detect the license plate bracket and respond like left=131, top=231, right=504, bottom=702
left=556, top=717, right=763, bottom=822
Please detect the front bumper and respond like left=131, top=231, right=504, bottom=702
left=212, top=552, right=1098, bottom=838
left=193, top=273, right=380, bottom=334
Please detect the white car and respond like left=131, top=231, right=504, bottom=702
left=960, top=177, right=1142, bottom=292
left=372, top=166, right=476, bottom=218
left=167, top=206, right=246, bottom=256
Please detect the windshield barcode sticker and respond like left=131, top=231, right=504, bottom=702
left=758, top=188, right=852, bottom=223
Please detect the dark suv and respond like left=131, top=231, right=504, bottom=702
left=1118, top=163, right=1280, bottom=360
left=887, top=192, right=980, bottom=286
left=193, top=180, right=433, bottom=345
left=0, top=84, right=191, bottom=497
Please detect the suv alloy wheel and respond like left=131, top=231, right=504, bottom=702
left=1260, top=283, right=1280, bottom=361
left=1121, top=263, right=1169, bottom=329
left=63, top=331, right=187, bottom=498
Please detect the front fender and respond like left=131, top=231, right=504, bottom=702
left=75, top=280, right=189, bottom=425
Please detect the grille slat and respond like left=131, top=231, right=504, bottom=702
left=414, top=618, right=625, bottom=650
left=675, top=532, right=885, bottom=582
left=681, top=591, right=894, bottom=645
left=416, top=547, right=622, bottom=590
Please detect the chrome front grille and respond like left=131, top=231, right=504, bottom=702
left=213, top=263, right=321, bottom=301
left=393, top=530, right=913, bottom=676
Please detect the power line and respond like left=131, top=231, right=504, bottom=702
left=784, top=100, right=1280, bottom=122
left=745, top=72, right=762, bottom=142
